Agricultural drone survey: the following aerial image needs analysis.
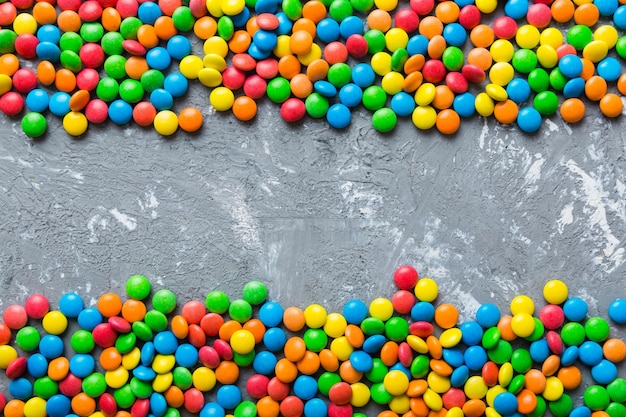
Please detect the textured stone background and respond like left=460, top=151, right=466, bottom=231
left=1, top=96, right=625, bottom=408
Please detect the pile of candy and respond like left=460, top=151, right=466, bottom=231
left=1, top=267, right=626, bottom=417
left=1, top=0, right=626, bottom=136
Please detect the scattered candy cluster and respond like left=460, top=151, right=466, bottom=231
left=1, top=267, right=626, bottom=417
left=2, top=0, right=626, bottom=136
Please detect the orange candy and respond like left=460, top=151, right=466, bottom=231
left=125, top=56, right=149, bottom=80
left=494, top=99, right=519, bottom=124
left=579, top=58, right=595, bottom=80
left=302, top=1, right=327, bottom=23
left=410, top=397, right=429, bottom=417
left=229, top=30, right=252, bottom=53
left=467, top=47, right=493, bottom=71
left=137, top=25, right=160, bottom=49
left=430, top=359, right=453, bottom=376
left=194, top=16, right=217, bottom=39
left=426, top=335, right=443, bottom=359
left=257, top=396, right=281, bottom=417
left=380, top=341, right=399, bottom=366
left=403, top=71, right=424, bottom=93
left=516, top=389, right=538, bottom=415
left=345, top=324, right=365, bottom=348
left=432, top=85, right=455, bottom=111
left=585, top=76, right=607, bottom=101
left=407, top=379, right=428, bottom=397
left=618, top=73, right=626, bottom=95
left=72, top=393, right=97, bottom=417
left=368, top=9, right=392, bottom=32
left=232, top=96, right=257, bottom=121
left=290, top=73, right=313, bottom=98
left=57, top=10, right=81, bottom=32
left=289, top=31, right=314, bottom=55
left=603, top=338, right=626, bottom=362
left=524, top=369, right=547, bottom=394
left=283, top=306, right=306, bottom=332
left=470, top=24, right=495, bottom=48
left=497, top=315, right=517, bottom=341
left=292, top=18, right=317, bottom=37
left=419, top=16, right=444, bottom=39
left=551, top=0, right=575, bottom=23
left=574, top=3, right=599, bottom=26
left=560, top=98, right=586, bottom=123
left=32, top=2, right=57, bottom=25
left=121, top=299, right=147, bottom=323
left=48, top=357, right=70, bottom=381
left=164, top=386, right=185, bottom=408
left=306, top=59, right=330, bottom=81
left=284, top=337, right=307, bottom=362
left=178, top=107, right=204, bottom=132
left=557, top=365, right=582, bottom=390
left=0, top=54, right=19, bottom=76
left=55, top=69, right=77, bottom=93
left=102, top=7, right=122, bottom=32
left=462, top=399, right=486, bottom=417
left=170, top=315, right=189, bottom=339
left=3, top=400, right=25, bottom=417
left=435, top=109, right=460, bottom=135
left=319, top=348, right=339, bottom=372
left=338, top=360, right=363, bottom=383
left=541, top=354, right=561, bottom=376
left=154, top=16, right=177, bottom=40
left=97, top=293, right=123, bottom=317
left=427, top=35, right=447, bottom=59
left=296, top=350, right=320, bottom=375
left=242, top=319, right=266, bottom=344
left=100, top=347, right=123, bottom=371
left=215, top=361, right=239, bottom=384
left=218, top=320, right=242, bottom=341
left=275, top=358, right=298, bottom=383
left=278, top=54, right=302, bottom=79
left=599, top=93, right=623, bottom=118
left=435, top=1, right=460, bottom=23
left=246, top=17, right=260, bottom=36
left=404, top=54, right=425, bottom=74
left=69, top=89, right=90, bottom=112
left=37, top=60, right=56, bottom=86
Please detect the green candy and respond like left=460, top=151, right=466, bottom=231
left=372, top=108, right=397, bottom=133
left=410, top=355, right=430, bottom=378
left=529, top=395, right=547, bottom=417
left=206, top=290, right=230, bottom=314
left=104, top=55, right=127, bottom=80
left=80, top=22, right=104, bottom=43
left=115, top=332, right=137, bottom=354
left=608, top=378, right=626, bottom=402
left=507, top=374, right=525, bottom=394
left=391, top=48, right=409, bottom=72
left=303, top=328, right=328, bottom=352
left=242, top=281, right=268, bottom=305
left=370, top=382, right=393, bottom=404
left=510, top=348, right=533, bottom=373
left=327, top=63, right=352, bottom=88
left=561, top=322, right=586, bottom=346
left=350, top=0, right=374, bottom=12
left=0, top=29, right=17, bottom=53
left=488, top=340, right=513, bottom=364
left=512, top=48, right=538, bottom=74
left=152, top=289, right=177, bottom=314
left=616, top=36, right=626, bottom=60
left=172, top=367, right=193, bottom=390
left=21, top=112, right=47, bottom=138
left=16, top=326, right=41, bottom=351
left=585, top=317, right=610, bottom=342
left=217, top=16, right=235, bottom=41
left=59, top=32, right=83, bottom=53
left=60, top=50, right=82, bottom=73
left=328, top=0, right=353, bottom=22
left=132, top=320, right=155, bottom=341
left=384, top=316, right=408, bottom=341
left=229, top=299, right=253, bottom=323
left=144, top=310, right=168, bottom=332
left=266, top=77, right=291, bottom=103
left=130, top=377, right=153, bottom=399
left=482, top=327, right=501, bottom=349
left=534, top=91, right=559, bottom=116
left=362, top=85, right=387, bottom=111
left=120, top=17, right=143, bottom=40
left=607, top=402, right=626, bottom=417
left=360, top=317, right=384, bottom=335
left=164, top=409, right=181, bottom=417
left=172, top=6, right=195, bottom=32
left=365, top=358, right=388, bottom=382
left=33, top=377, right=58, bottom=399
left=305, top=93, right=329, bottom=118
left=528, top=68, right=550, bottom=93
left=364, top=30, right=386, bottom=54
left=549, top=393, right=574, bottom=417
left=584, top=385, right=611, bottom=411
left=96, top=77, right=120, bottom=103
left=317, top=372, right=341, bottom=395
left=126, top=275, right=151, bottom=300
left=233, top=351, right=256, bottom=367
left=114, top=385, right=136, bottom=408
left=101, top=32, right=124, bottom=55
left=549, top=68, right=567, bottom=91
left=141, top=69, right=166, bottom=93
left=525, top=318, right=545, bottom=341
left=119, top=79, right=145, bottom=104
left=82, top=372, right=107, bottom=397
left=70, top=329, right=95, bottom=353
left=234, top=401, right=257, bottom=417
left=442, top=46, right=464, bottom=71
left=567, top=25, right=593, bottom=50
left=282, top=0, right=303, bottom=20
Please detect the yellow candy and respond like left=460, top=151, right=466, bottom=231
left=511, top=312, right=536, bottom=337
left=485, top=84, right=507, bottom=101
left=0, top=74, right=12, bottom=95
left=543, top=376, right=564, bottom=401
left=415, top=83, right=436, bottom=106
left=273, top=35, right=292, bottom=58
left=540, top=28, right=563, bottom=48
left=490, top=39, right=514, bottom=63
left=203, top=54, right=227, bottom=72
left=384, top=370, right=410, bottom=395
left=105, top=367, right=129, bottom=389
left=475, top=0, right=497, bottom=13
left=154, top=110, right=178, bottom=136
left=486, top=385, right=506, bottom=407
left=371, top=52, right=392, bottom=76
left=381, top=71, right=404, bottom=95
left=0, top=345, right=18, bottom=369
left=543, top=279, right=569, bottom=305
left=193, top=367, right=216, bottom=391
left=203, top=36, right=229, bottom=57
left=350, top=382, right=371, bottom=407
left=324, top=313, right=347, bottom=339
left=122, top=347, right=141, bottom=370
left=179, top=55, right=204, bottom=79
left=152, top=354, right=176, bottom=374
left=210, top=87, right=235, bottom=111
left=221, top=0, right=245, bottom=15
left=485, top=407, right=503, bottom=417
left=594, top=25, right=618, bottom=48
left=389, top=394, right=410, bottom=414
left=206, top=0, right=223, bottom=17
left=427, top=371, right=451, bottom=393
left=303, top=304, right=327, bottom=328
left=498, top=362, right=513, bottom=387
left=423, top=388, right=443, bottom=410
left=573, top=0, right=592, bottom=4
left=582, top=40, right=608, bottom=63
left=406, top=335, right=428, bottom=354
left=516, top=25, right=540, bottom=49
left=153, top=372, right=173, bottom=392
left=375, top=0, right=398, bottom=11
left=475, top=92, right=494, bottom=117
left=385, top=28, right=409, bottom=52
left=412, top=105, right=437, bottom=130
left=439, top=328, right=462, bottom=348
left=447, top=407, right=465, bottom=417
left=510, top=295, right=535, bottom=315
left=42, top=311, right=68, bottom=335
left=329, top=336, right=354, bottom=361
left=297, top=43, right=322, bottom=66
left=23, top=397, right=46, bottom=417
left=63, top=111, right=88, bottom=136
left=369, top=298, right=394, bottom=321
left=198, top=68, right=223, bottom=87
left=536, top=45, right=558, bottom=68
left=230, top=329, right=256, bottom=354
left=489, top=62, right=514, bottom=86
left=464, top=376, right=488, bottom=399
left=13, top=13, right=38, bottom=35
left=414, top=277, right=438, bottom=301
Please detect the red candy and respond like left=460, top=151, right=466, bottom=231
left=410, top=0, right=434, bottom=15
left=243, top=75, right=268, bottom=99
left=116, top=0, right=139, bottom=17
left=442, top=387, right=466, bottom=409
left=461, top=64, right=486, bottom=83
left=391, top=289, right=415, bottom=314
left=222, top=66, right=246, bottom=90
left=446, top=71, right=469, bottom=93
left=6, top=357, right=28, bottom=379
left=0, top=91, right=26, bottom=116
left=59, top=373, right=83, bottom=397
left=0, top=392, right=6, bottom=413
left=280, top=396, right=304, bottom=417
left=232, top=53, right=257, bottom=72
left=2, top=305, right=28, bottom=329
left=57, top=0, right=81, bottom=11
left=540, top=304, right=565, bottom=329
left=493, top=16, right=517, bottom=40
left=200, top=312, right=224, bottom=336
left=108, top=316, right=131, bottom=333
left=131, top=398, right=150, bottom=417
left=481, top=361, right=499, bottom=386
left=547, top=330, right=564, bottom=354
left=198, top=345, right=220, bottom=368
left=328, top=382, right=352, bottom=405
left=92, top=323, right=118, bottom=347
left=394, top=8, right=419, bottom=33
left=267, top=377, right=290, bottom=401
left=78, top=0, right=103, bottom=21
left=122, top=40, right=147, bottom=56
left=188, top=0, right=207, bottom=17
left=213, top=339, right=233, bottom=360
left=256, top=59, right=279, bottom=79
left=527, top=3, right=552, bottom=28
left=393, top=265, right=419, bottom=289
left=11, top=69, right=38, bottom=94
left=247, top=374, right=270, bottom=398
left=256, top=13, right=280, bottom=30
left=12, top=0, right=35, bottom=9
left=0, top=3, right=17, bottom=25
left=398, top=341, right=413, bottom=367
left=345, top=34, right=368, bottom=59
left=14, top=34, right=39, bottom=59
left=324, top=42, right=348, bottom=64
left=99, top=393, right=117, bottom=416
left=132, top=101, right=157, bottom=126
left=24, top=294, right=50, bottom=320
left=328, top=403, right=352, bottom=417
left=422, top=59, right=446, bottom=83
left=85, top=99, right=109, bottom=123
left=76, top=68, right=101, bottom=90
left=0, top=322, right=12, bottom=345
left=183, top=388, right=204, bottom=413
left=458, top=5, right=481, bottom=29
left=280, top=98, right=306, bottom=123
left=181, top=301, right=206, bottom=325
left=188, top=324, right=206, bottom=347
left=557, top=44, right=577, bottom=59
left=409, top=321, right=434, bottom=337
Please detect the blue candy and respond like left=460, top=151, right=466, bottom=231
left=108, top=100, right=133, bottom=125
left=350, top=350, right=373, bottom=372
left=49, top=92, right=71, bottom=117
left=608, top=298, right=626, bottom=324
left=579, top=341, right=603, bottom=366
left=69, top=353, right=95, bottom=378
left=317, top=18, right=341, bottom=43
left=141, top=341, right=156, bottom=366
left=36, top=42, right=61, bottom=62
left=175, top=344, right=199, bottom=368
left=591, top=359, right=618, bottom=384
left=339, top=83, right=363, bottom=108
left=25, top=89, right=49, bottom=112
left=200, top=402, right=226, bottom=417
left=343, top=299, right=368, bottom=324
left=563, top=297, right=588, bottom=322
left=326, top=103, right=351, bottom=129
left=304, top=398, right=327, bottom=417
left=146, top=47, right=171, bottom=70
left=59, top=293, right=84, bottom=318
left=411, top=301, right=435, bottom=322
left=77, top=307, right=103, bottom=331
left=46, top=394, right=72, bottom=417
left=293, top=375, right=318, bottom=400
left=253, top=351, right=277, bottom=375
left=459, top=321, right=483, bottom=346
left=351, top=63, right=376, bottom=88
left=453, top=92, right=476, bottom=118
left=563, top=77, right=585, bottom=99
left=263, top=327, right=287, bottom=352
left=464, top=345, right=488, bottom=371
left=39, top=335, right=64, bottom=359
left=362, top=334, right=386, bottom=353
left=442, top=23, right=467, bottom=47
left=516, top=107, right=542, bottom=133
left=259, top=302, right=284, bottom=327
left=494, top=392, right=519, bottom=416
left=529, top=338, right=550, bottom=363
left=390, top=92, right=415, bottom=117
left=216, top=385, right=242, bottom=409
left=133, top=365, right=157, bottom=381
left=506, top=78, right=531, bottom=104
left=150, top=393, right=168, bottom=417
left=137, top=2, right=162, bottom=24
left=450, top=364, right=470, bottom=387
left=166, top=35, right=191, bottom=60
left=27, top=353, right=49, bottom=378
left=9, top=378, right=33, bottom=400
left=164, top=72, right=188, bottom=97
left=339, top=16, right=364, bottom=39
left=150, top=88, right=174, bottom=111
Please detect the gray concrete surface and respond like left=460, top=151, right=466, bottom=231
left=1, top=97, right=625, bottom=409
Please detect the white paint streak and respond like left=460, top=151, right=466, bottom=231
left=478, top=118, right=489, bottom=149
left=229, top=189, right=261, bottom=248
left=557, top=203, right=574, bottom=234
left=544, top=118, right=559, bottom=135
left=109, top=208, right=137, bottom=231
left=339, top=181, right=383, bottom=219
left=525, top=154, right=545, bottom=185
left=87, top=214, right=108, bottom=242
